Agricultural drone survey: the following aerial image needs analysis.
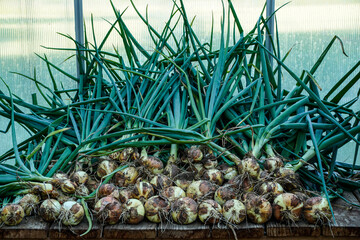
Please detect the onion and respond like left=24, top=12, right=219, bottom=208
left=150, top=174, right=173, bottom=190
left=133, top=181, right=155, bottom=202
left=52, top=173, right=68, bottom=186
left=118, top=188, right=134, bottom=204
left=60, top=201, right=84, bottom=226
left=141, top=156, right=164, bottom=174
left=171, top=197, right=198, bottom=225
left=51, top=189, right=74, bottom=204
left=163, top=163, right=181, bottom=179
left=203, top=158, right=218, bottom=169
left=39, top=199, right=61, bottom=222
left=1, top=204, right=25, bottom=226
left=198, top=199, right=222, bottom=224
left=160, top=186, right=186, bottom=202
left=274, top=167, right=299, bottom=191
left=31, top=183, right=54, bottom=199
left=186, top=180, right=216, bottom=201
left=144, top=196, right=171, bottom=223
left=94, top=196, right=122, bottom=225
left=222, top=199, right=246, bottom=224
left=185, top=146, right=203, bottom=163
left=240, top=192, right=258, bottom=203
left=75, top=184, right=90, bottom=197
left=257, top=182, right=284, bottom=202
left=114, top=166, right=139, bottom=187
left=96, top=160, right=118, bottom=178
left=228, top=175, right=254, bottom=192
left=273, top=193, right=303, bottom=222
left=71, top=171, right=89, bottom=185
left=86, top=177, right=99, bottom=193
left=263, top=156, right=284, bottom=172
left=246, top=196, right=272, bottom=224
left=237, top=157, right=260, bottom=179
left=202, top=169, right=224, bottom=185
left=303, top=197, right=331, bottom=224
left=19, top=193, right=41, bottom=216
left=98, top=183, right=117, bottom=198
left=190, top=163, right=205, bottom=179
left=218, top=164, right=238, bottom=180
left=214, top=185, right=237, bottom=206
left=118, top=147, right=135, bottom=162
left=60, top=179, right=77, bottom=194
left=122, top=199, right=145, bottom=224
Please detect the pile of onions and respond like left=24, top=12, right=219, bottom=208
left=1, top=204, right=25, bottom=226
left=272, top=193, right=303, bottom=222
left=171, top=197, right=198, bottom=225
left=60, top=201, right=85, bottom=226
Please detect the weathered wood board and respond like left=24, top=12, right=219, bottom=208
left=0, top=216, right=49, bottom=239
left=322, top=192, right=360, bottom=237
left=266, top=221, right=321, bottom=237
left=211, top=222, right=264, bottom=239
left=157, top=222, right=210, bottom=239
left=48, top=218, right=101, bottom=239
left=103, top=221, right=157, bottom=239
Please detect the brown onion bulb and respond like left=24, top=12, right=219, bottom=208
left=222, top=199, right=246, bottom=224
left=96, top=160, right=118, bottom=178
left=160, top=186, right=186, bottom=202
left=141, top=156, right=164, bottom=174
left=114, top=167, right=139, bottom=187
left=273, top=193, right=303, bottom=222
left=1, top=204, right=25, bottom=226
left=60, top=179, right=77, bottom=194
left=122, top=199, right=145, bottom=224
left=274, top=167, right=299, bottom=191
left=118, top=188, right=134, bottom=204
left=118, top=147, right=135, bottom=162
left=303, top=197, right=331, bottom=224
left=60, top=201, right=84, bottom=226
left=186, top=180, right=216, bottom=201
left=198, top=199, right=222, bottom=224
left=218, top=164, right=238, bottom=180
left=150, top=174, right=173, bottom=190
left=39, top=199, right=61, bottom=222
left=186, top=146, right=203, bottom=163
left=71, top=171, right=89, bottom=185
left=144, top=196, right=171, bottom=223
left=237, top=157, right=260, bottom=179
left=257, top=182, right=284, bottom=202
left=214, top=185, right=237, bottom=206
left=163, top=163, right=181, bottom=179
left=94, top=196, right=122, bottom=225
left=246, top=196, right=272, bottom=224
left=19, top=193, right=41, bottom=216
left=133, top=181, right=155, bottom=202
left=202, top=169, right=224, bottom=185
left=203, top=158, right=218, bottom=169
left=171, top=197, right=198, bottom=225
left=98, top=183, right=117, bottom=199
left=263, top=157, right=284, bottom=172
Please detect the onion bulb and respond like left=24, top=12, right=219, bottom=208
left=263, top=157, right=284, bottom=172
left=274, top=167, right=299, bottom=191
left=237, top=157, right=260, bottom=179
left=118, top=188, right=134, bottom=204
left=39, top=199, right=61, bottom=222
left=114, top=166, right=139, bottom=187
left=144, top=196, right=171, bottom=223
left=150, top=174, right=173, bottom=190
left=19, top=193, right=41, bottom=216
left=98, top=183, right=118, bottom=199
left=186, top=180, right=216, bottom=201
left=246, top=196, right=272, bottom=224
left=203, top=158, right=218, bottom=169
left=198, top=199, right=222, bottom=224
left=60, top=179, right=77, bottom=194
left=272, top=193, right=303, bottom=222
left=257, top=182, right=284, bottom=202
left=160, top=186, right=186, bottom=202
left=185, top=146, right=203, bottom=163
left=141, top=156, right=164, bottom=174
left=96, top=160, right=118, bottom=178
left=71, top=171, right=89, bottom=185
left=60, top=201, right=84, bottom=226
left=222, top=199, right=246, bottom=224
left=218, top=164, right=238, bottom=180
left=122, top=199, right=145, bottom=224
left=133, top=181, right=155, bottom=202
left=1, top=204, right=25, bottom=226
left=214, top=185, right=237, bottom=206
left=171, top=197, right=198, bottom=225
left=163, top=163, right=181, bottom=179
left=303, top=197, right=331, bottom=224
left=118, top=147, right=135, bottom=162
left=94, top=196, right=122, bottom=225
left=202, top=169, right=224, bottom=185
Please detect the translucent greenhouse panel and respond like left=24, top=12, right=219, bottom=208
left=0, top=0, right=76, bottom=154
left=275, top=0, right=360, bottom=163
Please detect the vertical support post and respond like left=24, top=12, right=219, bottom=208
left=74, top=0, right=84, bottom=79
left=266, top=0, right=275, bottom=67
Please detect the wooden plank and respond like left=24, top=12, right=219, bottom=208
left=322, top=191, right=360, bottom=237
left=103, top=221, right=157, bottom=239
left=0, top=216, right=49, bottom=239
left=266, top=221, right=321, bottom=237
left=211, top=222, right=264, bottom=239
left=157, top=222, right=210, bottom=239
left=48, top=218, right=101, bottom=239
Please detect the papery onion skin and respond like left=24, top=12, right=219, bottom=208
left=144, top=196, right=171, bottom=223
left=71, top=171, right=89, bottom=185
left=214, top=185, right=237, bottom=206
left=171, top=197, right=198, bottom=225
left=94, top=196, right=122, bottom=225
left=186, top=146, right=203, bottom=163
left=263, top=157, right=284, bottom=172
left=218, top=164, right=238, bottom=180
left=96, top=160, right=118, bottom=178
left=39, top=199, right=61, bottom=222
left=303, top=197, right=331, bottom=224
left=1, top=204, right=25, bottom=226
left=98, top=183, right=117, bottom=198
left=222, top=199, right=246, bottom=224
left=237, top=157, right=260, bottom=179
left=198, top=199, right=222, bottom=224
left=123, top=199, right=145, bottom=224
left=150, top=174, right=173, bottom=190
left=272, top=193, right=303, bottom=222
left=186, top=180, right=216, bottom=201
left=114, top=166, right=139, bottom=187
left=119, top=188, right=134, bottom=204
left=60, top=179, right=77, bottom=194
left=246, top=196, right=272, bottom=224
left=133, top=181, right=155, bottom=202
left=160, top=186, right=186, bottom=202
left=19, top=193, right=41, bottom=216
left=257, top=182, right=284, bottom=202
left=202, top=169, right=224, bottom=186
left=61, top=201, right=85, bottom=226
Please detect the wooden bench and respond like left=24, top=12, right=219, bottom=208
left=1, top=191, right=359, bottom=240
